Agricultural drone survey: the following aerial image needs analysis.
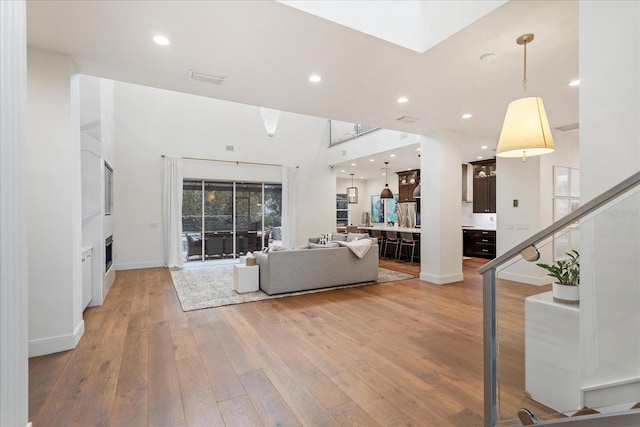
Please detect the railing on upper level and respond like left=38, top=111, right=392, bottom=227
left=329, top=120, right=379, bottom=146
left=480, top=170, right=640, bottom=426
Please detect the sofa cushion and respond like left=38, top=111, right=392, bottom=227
left=347, top=232, right=370, bottom=242
left=308, top=242, right=340, bottom=249
left=332, top=234, right=347, bottom=241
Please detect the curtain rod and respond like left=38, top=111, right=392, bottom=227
left=161, top=155, right=299, bottom=169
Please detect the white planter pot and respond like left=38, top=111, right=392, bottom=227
left=552, top=282, right=580, bottom=305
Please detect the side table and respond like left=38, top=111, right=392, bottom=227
left=233, top=264, right=259, bottom=294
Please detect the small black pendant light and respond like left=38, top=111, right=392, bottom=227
left=380, top=161, right=393, bottom=199
left=346, top=173, right=358, bottom=204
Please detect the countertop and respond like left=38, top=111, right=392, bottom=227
left=357, top=225, right=421, bottom=233
left=462, top=225, right=496, bottom=231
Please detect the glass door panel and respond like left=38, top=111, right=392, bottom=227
left=182, top=180, right=204, bottom=261
left=235, top=183, right=263, bottom=255
left=264, top=184, right=282, bottom=247
left=203, top=182, right=233, bottom=259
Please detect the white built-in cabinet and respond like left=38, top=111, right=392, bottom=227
left=82, top=246, right=93, bottom=309
left=80, top=75, right=116, bottom=307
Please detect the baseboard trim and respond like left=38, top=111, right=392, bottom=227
left=497, top=271, right=550, bottom=286
left=28, top=320, right=85, bottom=357
left=419, top=272, right=464, bottom=285
left=115, top=260, right=165, bottom=270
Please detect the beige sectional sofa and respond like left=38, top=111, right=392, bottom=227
left=253, top=239, right=379, bottom=295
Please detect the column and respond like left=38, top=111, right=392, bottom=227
left=0, top=1, right=29, bottom=425
left=419, top=132, right=463, bottom=284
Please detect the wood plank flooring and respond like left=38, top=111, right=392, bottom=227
left=29, top=258, right=549, bottom=426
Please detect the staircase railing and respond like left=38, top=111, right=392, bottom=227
left=480, top=170, right=640, bottom=426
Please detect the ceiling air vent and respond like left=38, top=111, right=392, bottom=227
left=397, top=116, right=420, bottom=124
left=189, top=70, right=226, bottom=85
left=555, top=122, right=579, bottom=132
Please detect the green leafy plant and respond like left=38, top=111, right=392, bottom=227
left=537, top=250, right=580, bottom=286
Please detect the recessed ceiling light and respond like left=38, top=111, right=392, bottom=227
left=480, top=53, right=496, bottom=63
left=569, top=79, right=580, bottom=87
left=351, top=163, right=356, bottom=166
left=153, top=35, right=170, bottom=46
left=477, top=156, right=484, bottom=160
left=416, top=148, right=421, bottom=151
left=340, top=169, right=345, bottom=173
left=360, top=176, right=364, bottom=179
left=309, top=74, right=322, bottom=83
left=382, top=172, right=386, bottom=176
left=462, top=113, right=472, bottom=119
left=389, top=154, right=396, bottom=158
left=369, top=159, right=375, bottom=162
left=481, top=145, right=488, bottom=150
left=397, top=97, right=409, bottom=104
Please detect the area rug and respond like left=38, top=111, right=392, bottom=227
left=170, top=265, right=416, bottom=312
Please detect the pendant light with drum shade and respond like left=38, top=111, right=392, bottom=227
left=347, top=173, right=358, bottom=204
left=496, top=33, right=555, bottom=162
left=380, top=161, right=393, bottom=199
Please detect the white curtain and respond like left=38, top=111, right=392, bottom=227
left=281, top=166, right=297, bottom=248
left=163, top=156, right=184, bottom=268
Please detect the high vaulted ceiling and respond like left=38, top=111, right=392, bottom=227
left=26, top=0, right=578, bottom=168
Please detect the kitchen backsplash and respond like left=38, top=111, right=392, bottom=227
left=462, top=203, right=496, bottom=229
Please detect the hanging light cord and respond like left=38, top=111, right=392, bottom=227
left=522, top=39, right=528, bottom=96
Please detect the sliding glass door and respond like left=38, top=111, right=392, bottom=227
left=203, top=182, right=233, bottom=259
left=182, top=180, right=281, bottom=262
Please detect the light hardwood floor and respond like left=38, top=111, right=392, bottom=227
left=29, top=258, right=549, bottom=426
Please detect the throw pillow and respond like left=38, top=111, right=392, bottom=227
left=331, top=233, right=347, bottom=242
left=318, top=233, right=331, bottom=244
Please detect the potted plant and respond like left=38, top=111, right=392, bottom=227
left=537, top=250, right=580, bottom=304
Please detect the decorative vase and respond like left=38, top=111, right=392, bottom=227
left=552, top=283, right=579, bottom=305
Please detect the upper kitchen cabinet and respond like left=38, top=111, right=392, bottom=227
left=471, top=159, right=496, bottom=213
left=397, top=169, right=420, bottom=202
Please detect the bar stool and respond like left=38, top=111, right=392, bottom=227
left=371, top=229, right=385, bottom=256
left=399, top=231, right=419, bottom=264
left=384, top=230, right=401, bottom=260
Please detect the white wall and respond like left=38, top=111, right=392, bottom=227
left=579, top=0, right=640, bottom=407
left=27, top=48, right=84, bottom=356
left=114, top=82, right=334, bottom=269
left=335, top=175, right=403, bottom=227
left=496, top=129, right=579, bottom=285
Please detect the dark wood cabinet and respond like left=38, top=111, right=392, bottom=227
left=463, top=229, right=496, bottom=259
left=396, top=169, right=419, bottom=202
left=470, top=159, right=496, bottom=213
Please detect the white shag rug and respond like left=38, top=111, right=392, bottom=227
left=170, top=265, right=415, bottom=312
